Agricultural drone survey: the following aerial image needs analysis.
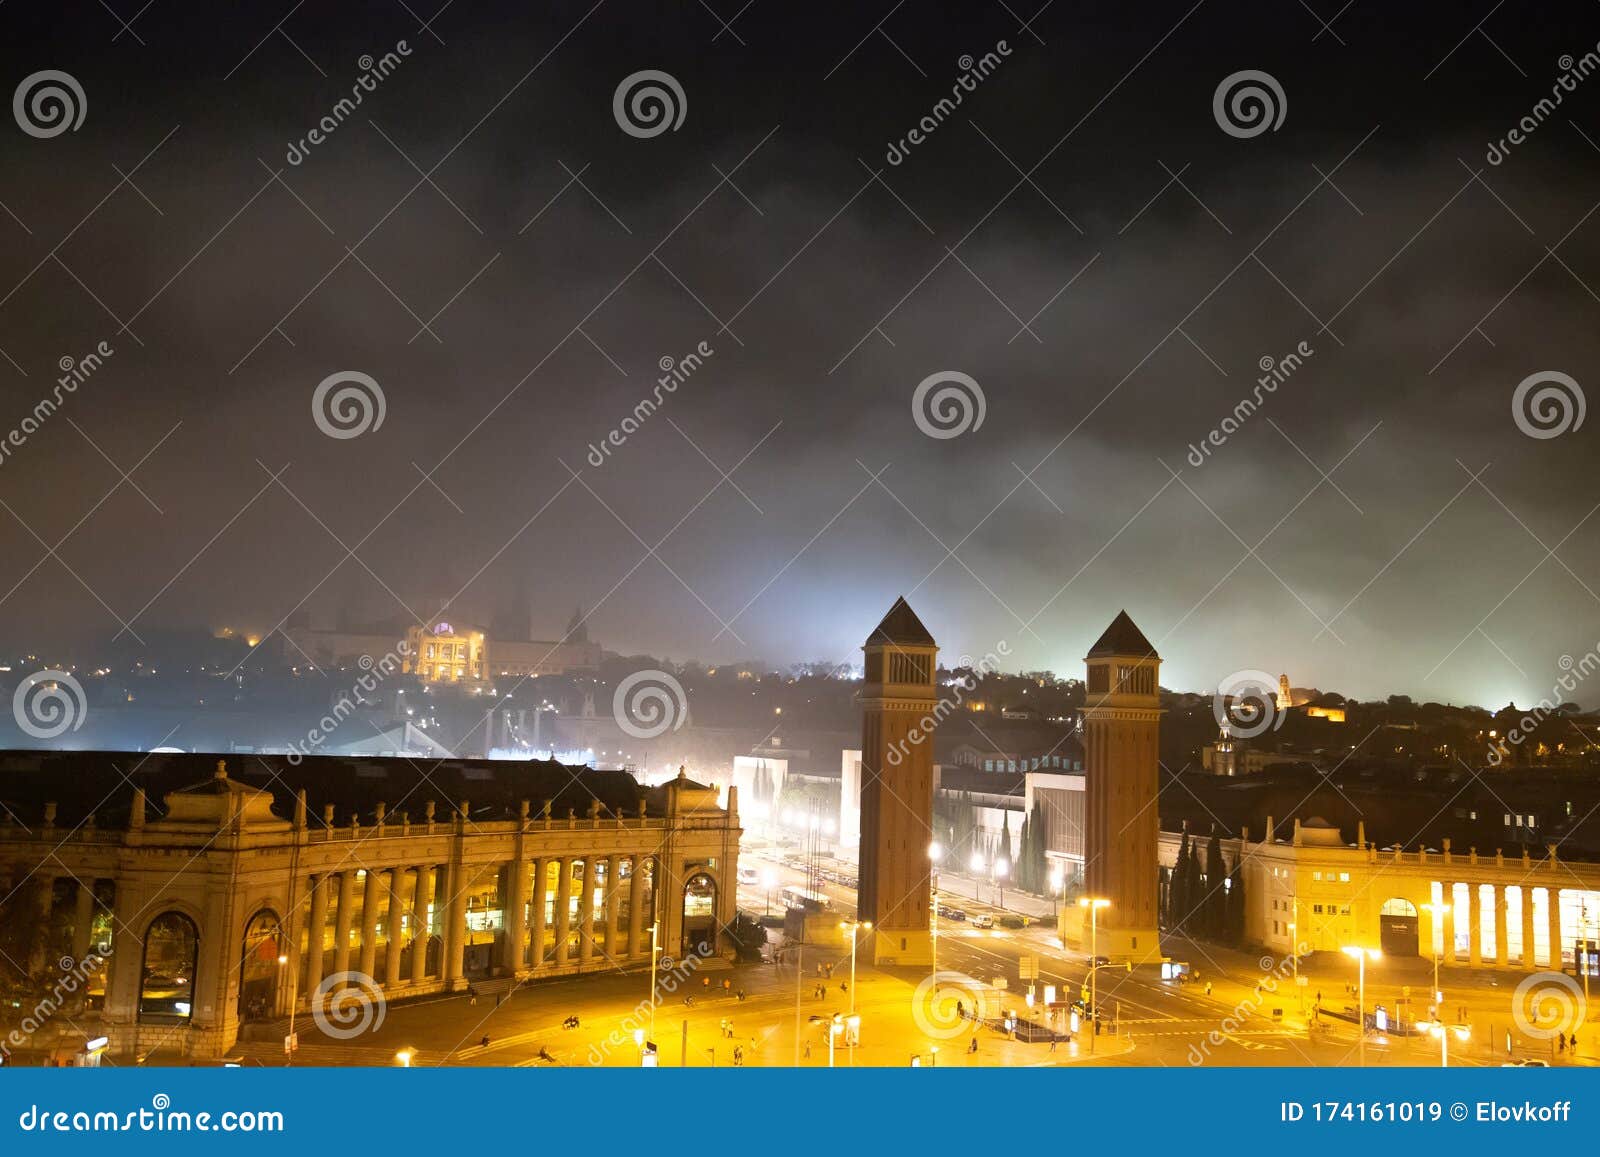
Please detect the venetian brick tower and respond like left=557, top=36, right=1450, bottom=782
left=856, top=597, right=937, bottom=966
left=1079, top=610, right=1162, bottom=962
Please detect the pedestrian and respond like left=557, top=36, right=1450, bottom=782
left=1559, top=1034, right=1567, bottom=1054
left=968, top=1036, right=978, bottom=1055
left=726, top=1020, right=734, bottom=1039
left=1049, top=1037, right=1057, bottom=1052
left=468, top=985, right=478, bottom=1006
left=840, top=981, right=848, bottom=993
left=733, top=1045, right=744, bottom=1066
left=1204, top=981, right=1212, bottom=996
left=804, top=1040, right=812, bottom=1060
left=719, top=1017, right=728, bottom=1037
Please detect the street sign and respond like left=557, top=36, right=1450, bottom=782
left=1018, top=955, right=1039, bottom=980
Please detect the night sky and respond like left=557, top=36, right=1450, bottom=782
left=2, top=1, right=1599, bottom=705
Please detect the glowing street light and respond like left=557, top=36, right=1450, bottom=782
left=840, top=917, right=871, bottom=1065
left=1079, top=897, right=1111, bottom=1054
left=1342, top=946, right=1381, bottom=1067
left=394, top=1048, right=414, bottom=1067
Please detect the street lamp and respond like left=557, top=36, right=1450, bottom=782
left=929, top=843, right=944, bottom=995
left=969, top=852, right=985, bottom=903
left=1048, top=868, right=1064, bottom=949
left=277, top=949, right=297, bottom=1067
left=648, top=922, right=661, bottom=1048
left=840, top=919, right=870, bottom=1066
left=995, top=857, right=1009, bottom=911
left=762, top=869, right=777, bottom=917
left=394, top=1048, right=414, bottom=1067
left=1421, top=901, right=1450, bottom=1025
left=1342, top=946, right=1381, bottom=1067
left=1079, top=897, right=1111, bottom=1054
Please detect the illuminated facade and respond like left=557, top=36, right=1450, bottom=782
left=1160, top=818, right=1600, bottom=968
left=404, top=622, right=487, bottom=683
left=0, top=753, right=739, bottom=1060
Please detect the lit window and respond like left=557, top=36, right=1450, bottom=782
left=1338, top=872, right=1350, bottom=883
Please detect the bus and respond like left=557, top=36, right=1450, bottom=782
left=780, top=885, right=831, bottom=913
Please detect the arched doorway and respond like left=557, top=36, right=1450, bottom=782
left=238, top=910, right=282, bottom=1022
left=681, top=873, right=718, bottom=959
left=1380, top=897, right=1419, bottom=957
left=139, top=912, right=199, bottom=1022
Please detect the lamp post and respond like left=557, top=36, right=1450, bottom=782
left=648, top=921, right=661, bottom=1049
left=995, top=857, right=1008, bottom=911
left=1049, top=867, right=1064, bottom=950
left=277, top=948, right=297, bottom=1068
left=1080, top=897, right=1110, bottom=1054
left=969, top=852, right=985, bottom=904
left=841, top=919, right=870, bottom=1066
left=762, top=869, right=777, bottom=918
left=1422, top=900, right=1450, bottom=1032
left=1342, top=945, right=1380, bottom=1067
left=929, top=842, right=944, bottom=994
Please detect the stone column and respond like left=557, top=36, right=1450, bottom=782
left=304, top=873, right=329, bottom=1000
left=384, top=869, right=406, bottom=990
left=503, top=858, right=527, bottom=975
left=332, top=871, right=356, bottom=978
left=1548, top=887, right=1564, bottom=970
left=410, top=866, right=434, bottom=985
left=1441, top=885, right=1456, bottom=962
left=604, top=855, right=623, bottom=957
left=358, top=868, right=382, bottom=978
left=579, top=857, right=598, bottom=963
left=628, top=857, right=646, bottom=957
left=71, top=878, right=95, bottom=965
left=554, top=859, right=573, bottom=965
left=1467, top=885, right=1482, bottom=966
left=1493, top=887, right=1508, bottom=967
left=529, top=858, right=549, bottom=968
left=1522, top=889, right=1538, bottom=967
left=443, top=863, right=468, bottom=988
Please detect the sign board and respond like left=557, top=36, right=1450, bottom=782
left=284, top=1032, right=299, bottom=1055
left=1018, top=955, right=1039, bottom=980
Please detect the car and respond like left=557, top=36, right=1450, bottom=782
left=945, top=908, right=967, bottom=922
left=1090, top=955, right=1110, bottom=967
left=969, top=913, right=994, bottom=929
left=737, top=867, right=760, bottom=886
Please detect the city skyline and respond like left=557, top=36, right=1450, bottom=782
left=0, top=5, right=1596, bottom=710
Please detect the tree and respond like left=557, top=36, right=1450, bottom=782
left=1168, top=831, right=1191, bottom=930
left=1203, top=831, right=1226, bottom=939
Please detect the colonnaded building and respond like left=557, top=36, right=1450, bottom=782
left=1161, top=817, right=1600, bottom=970
left=0, top=752, right=740, bottom=1059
